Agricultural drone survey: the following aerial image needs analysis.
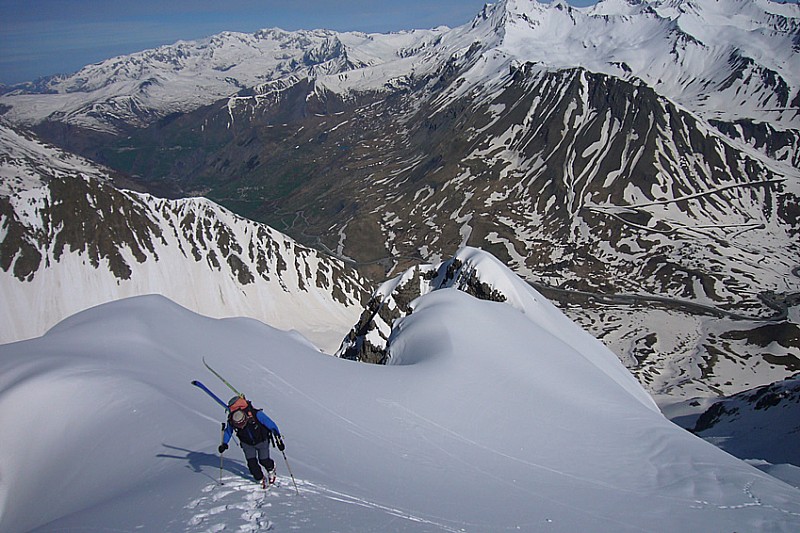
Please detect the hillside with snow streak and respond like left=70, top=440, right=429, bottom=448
left=2, top=1, right=798, bottom=398
left=1, top=249, right=798, bottom=532
left=0, top=177, right=367, bottom=352
left=0, top=120, right=367, bottom=350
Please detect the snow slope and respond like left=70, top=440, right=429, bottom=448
left=1, top=250, right=798, bottom=532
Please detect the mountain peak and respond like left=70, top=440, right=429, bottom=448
left=645, top=0, right=800, bottom=19
left=495, top=0, right=572, bottom=20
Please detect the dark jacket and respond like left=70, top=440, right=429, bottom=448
left=222, top=405, right=280, bottom=446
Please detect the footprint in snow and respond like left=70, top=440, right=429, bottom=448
left=185, top=474, right=277, bottom=531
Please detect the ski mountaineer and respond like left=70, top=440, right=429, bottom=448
left=218, top=396, right=285, bottom=485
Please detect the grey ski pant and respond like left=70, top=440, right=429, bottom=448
left=241, top=440, right=274, bottom=481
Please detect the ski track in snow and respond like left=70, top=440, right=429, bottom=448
left=293, top=481, right=466, bottom=533
left=184, top=468, right=789, bottom=533
left=186, top=473, right=465, bottom=532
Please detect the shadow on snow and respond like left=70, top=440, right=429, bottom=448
left=158, top=443, right=252, bottom=482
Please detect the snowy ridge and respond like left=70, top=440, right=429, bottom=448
left=0, top=28, right=445, bottom=132
left=1, top=266, right=799, bottom=531
left=340, top=247, right=661, bottom=405
left=0, top=171, right=368, bottom=351
left=335, top=248, right=509, bottom=364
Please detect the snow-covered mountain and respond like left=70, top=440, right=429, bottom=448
left=2, top=0, right=797, bottom=132
left=0, top=27, right=445, bottom=133
left=0, top=121, right=368, bottom=350
left=692, top=373, right=800, bottom=466
left=1, top=251, right=799, bottom=532
left=462, top=0, right=800, bottom=127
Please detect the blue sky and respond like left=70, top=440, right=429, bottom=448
left=0, top=0, right=598, bottom=85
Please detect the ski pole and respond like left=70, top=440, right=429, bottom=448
left=219, top=422, right=226, bottom=485
left=281, top=448, right=299, bottom=495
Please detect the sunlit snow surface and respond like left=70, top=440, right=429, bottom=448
left=1, top=252, right=798, bottom=532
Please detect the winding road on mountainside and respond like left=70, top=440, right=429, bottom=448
left=335, top=248, right=798, bottom=323
left=528, top=281, right=798, bottom=323
left=272, top=208, right=799, bottom=324
left=333, top=243, right=798, bottom=324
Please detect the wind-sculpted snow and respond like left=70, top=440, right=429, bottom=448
left=1, top=285, right=799, bottom=531
left=337, top=248, right=513, bottom=364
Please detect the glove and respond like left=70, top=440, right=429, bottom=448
left=218, top=443, right=228, bottom=454
left=275, top=435, right=285, bottom=451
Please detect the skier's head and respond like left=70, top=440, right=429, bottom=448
left=227, top=395, right=249, bottom=427
left=231, top=409, right=248, bottom=428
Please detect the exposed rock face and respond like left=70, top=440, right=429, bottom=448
left=337, top=254, right=508, bottom=364
left=693, top=374, right=800, bottom=434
